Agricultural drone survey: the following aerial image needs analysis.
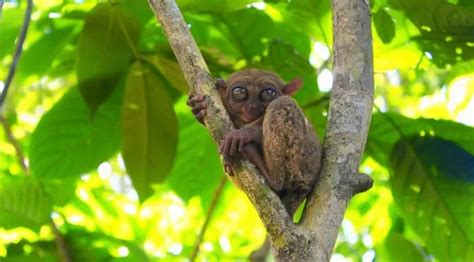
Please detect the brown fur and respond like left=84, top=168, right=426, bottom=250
left=190, top=68, right=322, bottom=215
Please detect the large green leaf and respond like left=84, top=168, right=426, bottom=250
left=0, top=176, right=53, bottom=230
left=29, top=85, right=122, bottom=204
left=0, top=8, right=23, bottom=59
left=18, top=25, right=75, bottom=79
left=390, top=137, right=474, bottom=261
left=76, top=3, right=140, bottom=114
left=373, top=9, right=396, bottom=44
left=376, top=233, right=428, bottom=261
left=122, top=62, right=178, bottom=201
left=367, top=113, right=474, bottom=166
left=388, top=0, right=474, bottom=66
left=167, top=107, right=224, bottom=207
left=275, top=0, right=332, bottom=45
left=208, top=7, right=312, bottom=61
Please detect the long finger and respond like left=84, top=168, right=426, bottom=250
left=219, top=139, right=226, bottom=155
left=196, top=110, right=206, bottom=121
left=188, top=94, right=206, bottom=105
left=238, top=139, right=245, bottom=152
left=229, top=137, right=238, bottom=157
left=223, top=137, right=232, bottom=160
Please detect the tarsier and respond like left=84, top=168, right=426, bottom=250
left=188, top=69, right=321, bottom=215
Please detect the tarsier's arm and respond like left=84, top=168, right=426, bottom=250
left=188, top=93, right=272, bottom=186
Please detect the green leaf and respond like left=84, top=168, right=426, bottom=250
left=167, top=107, right=224, bottom=207
left=0, top=8, right=23, bottom=59
left=178, top=0, right=259, bottom=11
left=209, top=7, right=312, bottom=61
left=151, top=54, right=189, bottom=94
left=76, top=3, right=140, bottom=114
left=390, top=137, right=474, bottom=261
left=277, top=0, right=332, bottom=45
left=29, top=85, right=122, bottom=203
left=66, top=226, right=150, bottom=261
left=388, top=0, right=474, bottom=65
left=367, top=113, right=474, bottom=166
left=376, top=233, right=427, bottom=261
left=445, top=60, right=474, bottom=84
left=122, top=62, right=178, bottom=201
left=373, top=9, right=396, bottom=44
left=0, top=176, right=53, bottom=230
left=18, top=25, right=75, bottom=79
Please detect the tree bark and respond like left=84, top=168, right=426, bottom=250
left=148, top=0, right=374, bottom=260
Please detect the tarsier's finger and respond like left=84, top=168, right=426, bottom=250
left=195, top=110, right=206, bottom=120
left=188, top=94, right=206, bottom=105
left=191, top=101, right=207, bottom=113
left=238, top=139, right=245, bottom=152
left=222, top=137, right=232, bottom=160
left=229, top=137, right=238, bottom=157
left=219, top=139, right=226, bottom=155
left=191, top=106, right=202, bottom=115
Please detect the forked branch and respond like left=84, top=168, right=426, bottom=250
left=148, top=0, right=374, bottom=260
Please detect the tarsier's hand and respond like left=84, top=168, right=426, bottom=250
left=187, top=94, right=207, bottom=125
left=219, top=129, right=255, bottom=164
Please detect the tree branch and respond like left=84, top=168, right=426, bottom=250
left=301, top=0, right=374, bottom=260
left=148, top=0, right=296, bottom=243
left=0, top=0, right=33, bottom=111
left=149, top=0, right=374, bottom=260
left=50, top=220, right=72, bottom=262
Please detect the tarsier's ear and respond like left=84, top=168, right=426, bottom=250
left=282, top=78, right=303, bottom=96
left=215, top=78, right=227, bottom=97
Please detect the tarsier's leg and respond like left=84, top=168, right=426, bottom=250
left=241, top=144, right=283, bottom=192
left=262, top=96, right=321, bottom=215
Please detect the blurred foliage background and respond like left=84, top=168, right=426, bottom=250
left=0, top=0, right=473, bottom=261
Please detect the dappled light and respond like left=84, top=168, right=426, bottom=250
left=0, top=0, right=473, bottom=261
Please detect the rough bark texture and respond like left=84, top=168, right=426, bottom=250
left=148, top=0, right=374, bottom=260
left=299, top=0, right=375, bottom=260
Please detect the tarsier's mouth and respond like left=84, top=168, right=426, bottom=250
left=241, top=112, right=263, bottom=123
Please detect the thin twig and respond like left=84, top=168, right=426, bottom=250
left=0, top=115, right=28, bottom=173
left=0, top=0, right=33, bottom=111
left=50, top=220, right=72, bottom=262
left=190, top=175, right=227, bottom=261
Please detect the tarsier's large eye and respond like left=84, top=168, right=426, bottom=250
left=260, top=87, right=277, bottom=102
left=232, top=86, right=248, bottom=101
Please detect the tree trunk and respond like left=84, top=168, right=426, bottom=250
left=148, top=0, right=374, bottom=260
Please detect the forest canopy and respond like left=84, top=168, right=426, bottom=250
left=0, top=0, right=473, bottom=261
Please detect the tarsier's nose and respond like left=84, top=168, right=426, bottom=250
left=245, top=104, right=263, bottom=115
